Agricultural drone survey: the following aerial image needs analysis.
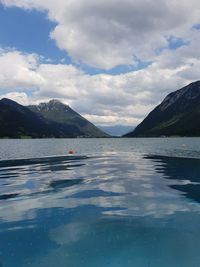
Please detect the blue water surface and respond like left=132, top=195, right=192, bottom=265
left=0, top=138, right=200, bottom=267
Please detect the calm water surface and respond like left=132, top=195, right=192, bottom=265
left=0, top=138, right=200, bottom=267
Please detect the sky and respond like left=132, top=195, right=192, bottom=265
left=0, top=0, right=200, bottom=126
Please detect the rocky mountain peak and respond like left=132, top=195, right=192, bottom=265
left=0, top=98, right=108, bottom=138
left=159, top=81, right=200, bottom=112
left=125, top=80, right=200, bottom=137
left=36, top=99, right=70, bottom=112
left=48, top=99, right=64, bottom=106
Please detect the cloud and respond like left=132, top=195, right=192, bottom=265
left=1, top=0, right=200, bottom=69
left=0, top=46, right=198, bottom=126
left=0, top=91, right=30, bottom=105
left=1, top=0, right=200, bottom=125
left=0, top=49, right=44, bottom=90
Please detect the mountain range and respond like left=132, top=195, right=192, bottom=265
left=1, top=80, right=200, bottom=138
left=98, top=125, right=134, bottom=136
left=0, top=98, right=108, bottom=138
left=125, top=81, right=200, bottom=137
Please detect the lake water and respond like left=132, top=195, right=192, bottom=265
left=0, top=138, right=200, bottom=267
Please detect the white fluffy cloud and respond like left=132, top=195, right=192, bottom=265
left=1, top=1, right=200, bottom=125
left=1, top=0, right=200, bottom=69
left=0, top=91, right=30, bottom=105
left=0, top=45, right=199, bottom=126
left=0, top=50, right=43, bottom=89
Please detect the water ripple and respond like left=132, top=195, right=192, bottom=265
left=0, top=153, right=200, bottom=225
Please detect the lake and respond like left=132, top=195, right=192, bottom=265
left=0, top=138, right=200, bottom=267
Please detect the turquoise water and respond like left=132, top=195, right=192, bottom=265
left=0, top=138, right=200, bottom=266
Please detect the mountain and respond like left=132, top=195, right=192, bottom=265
left=0, top=98, right=52, bottom=138
left=125, top=81, right=200, bottom=137
left=98, top=125, right=134, bottom=136
left=0, top=98, right=108, bottom=138
left=28, top=100, right=108, bottom=138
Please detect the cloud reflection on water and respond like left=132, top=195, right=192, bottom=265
left=1, top=153, right=200, bottom=267
left=0, top=153, right=200, bottom=225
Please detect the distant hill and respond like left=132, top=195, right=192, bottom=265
left=125, top=81, right=200, bottom=137
left=0, top=98, right=108, bottom=138
left=0, top=98, right=53, bottom=138
left=98, top=125, right=134, bottom=136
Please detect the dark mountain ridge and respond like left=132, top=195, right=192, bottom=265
left=125, top=81, right=200, bottom=137
left=28, top=100, right=108, bottom=138
left=0, top=98, right=108, bottom=138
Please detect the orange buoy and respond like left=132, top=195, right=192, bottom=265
left=68, top=149, right=75, bottom=154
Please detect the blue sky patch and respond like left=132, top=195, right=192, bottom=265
left=0, top=4, right=71, bottom=64
left=0, top=4, right=153, bottom=75
left=167, top=36, right=188, bottom=50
